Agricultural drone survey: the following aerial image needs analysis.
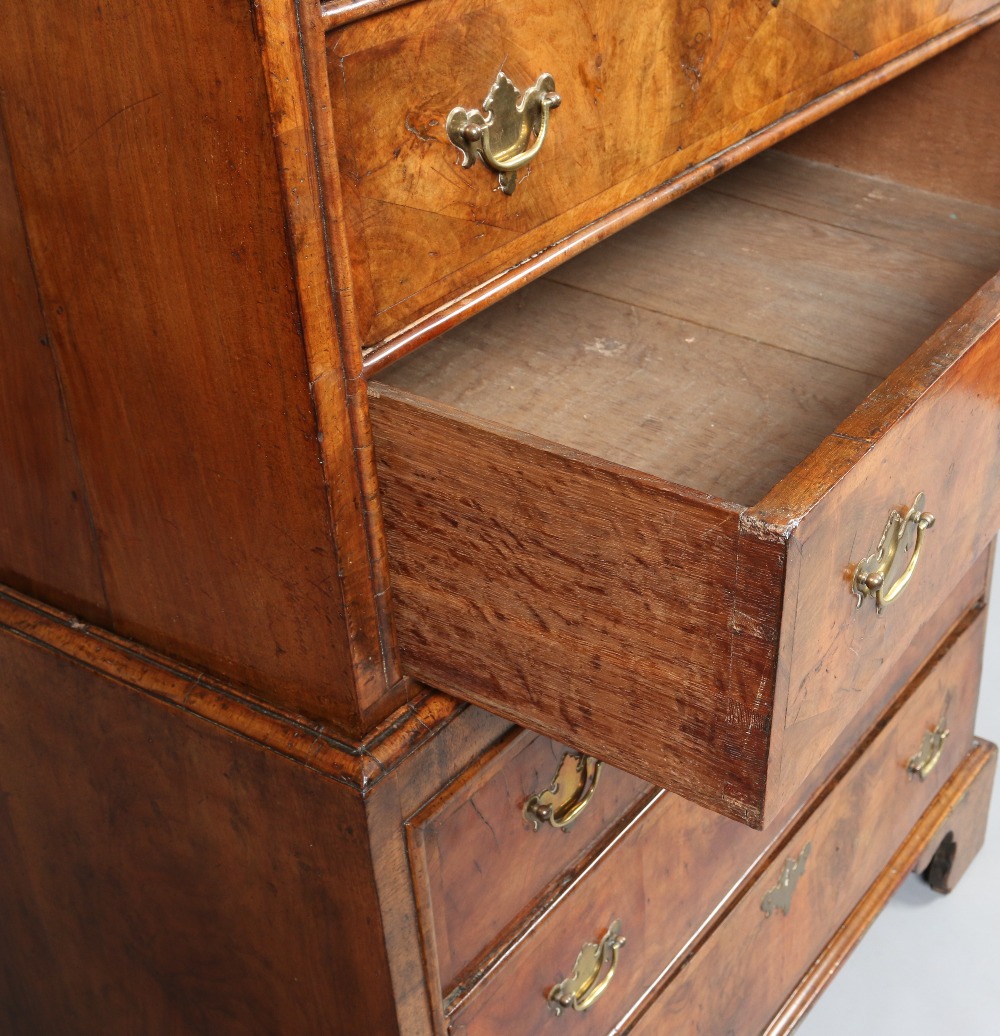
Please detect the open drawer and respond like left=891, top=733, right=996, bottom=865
left=368, top=36, right=1000, bottom=828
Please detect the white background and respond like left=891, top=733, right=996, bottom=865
left=800, top=562, right=1000, bottom=1034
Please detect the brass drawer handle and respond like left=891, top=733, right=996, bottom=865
left=761, top=843, right=811, bottom=917
left=548, top=920, right=625, bottom=1016
left=524, top=752, right=602, bottom=831
left=447, top=71, right=560, bottom=195
left=908, top=717, right=950, bottom=780
left=852, top=492, right=935, bottom=613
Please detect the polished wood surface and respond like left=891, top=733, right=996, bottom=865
left=2, top=3, right=998, bottom=1033
left=763, top=737, right=997, bottom=1035
left=0, top=121, right=105, bottom=619
left=0, top=585, right=461, bottom=803
left=0, top=0, right=396, bottom=734
left=628, top=654, right=987, bottom=1036
left=370, top=138, right=1000, bottom=823
left=0, top=618, right=399, bottom=1036
left=764, top=275, right=1000, bottom=812
left=407, top=730, right=651, bottom=994
left=451, top=604, right=985, bottom=1035
left=402, top=564, right=988, bottom=1034
left=329, top=0, right=1000, bottom=356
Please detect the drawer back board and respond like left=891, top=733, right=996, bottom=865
left=324, top=0, right=1000, bottom=361
left=369, top=25, right=1000, bottom=828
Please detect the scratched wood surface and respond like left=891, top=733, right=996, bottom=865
left=0, top=0, right=395, bottom=733
left=326, top=0, right=1000, bottom=350
left=449, top=607, right=985, bottom=1035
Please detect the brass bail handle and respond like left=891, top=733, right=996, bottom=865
left=524, top=752, right=603, bottom=831
left=908, top=715, right=950, bottom=781
left=446, top=71, right=560, bottom=195
left=761, top=843, right=811, bottom=918
left=548, top=920, right=626, bottom=1016
left=852, top=492, right=935, bottom=613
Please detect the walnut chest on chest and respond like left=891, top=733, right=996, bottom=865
left=1, top=1, right=998, bottom=1033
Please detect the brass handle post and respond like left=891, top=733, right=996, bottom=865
left=524, top=752, right=603, bottom=831
left=446, top=71, right=560, bottom=195
left=548, top=920, right=625, bottom=1016
left=852, top=492, right=935, bottom=613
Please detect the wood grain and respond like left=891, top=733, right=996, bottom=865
left=0, top=117, right=106, bottom=620
left=423, top=554, right=988, bottom=1034
left=406, top=730, right=651, bottom=994
left=251, top=0, right=403, bottom=722
left=326, top=0, right=1000, bottom=352
left=628, top=633, right=986, bottom=1036
left=780, top=21, right=1000, bottom=206
left=762, top=738, right=997, bottom=1035
left=0, top=584, right=461, bottom=794
left=371, top=159, right=1000, bottom=824
left=762, top=274, right=1000, bottom=816
left=0, top=0, right=387, bottom=732
left=378, top=151, right=1000, bottom=503
left=370, top=383, right=782, bottom=825
left=451, top=604, right=985, bottom=1035
left=0, top=618, right=400, bottom=1036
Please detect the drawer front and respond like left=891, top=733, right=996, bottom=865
left=761, top=280, right=1000, bottom=813
left=370, top=271, right=1000, bottom=827
left=446, top=606, right=986, bottom=1035
left=407, top=730, right=651, bottom=996
left=630, top=689, right=990, bottom=1032
left=327, top=0, right=997, bottom=350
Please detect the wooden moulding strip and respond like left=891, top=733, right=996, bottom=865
left=320, top=0, right=417, bottom=31
left=361, top=5, right=1000, bottom=377
left=0, top=584, right=464, bottom=794
left=763, top=738, right=998, bottom=1035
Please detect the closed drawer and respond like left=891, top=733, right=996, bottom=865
left=406, top=730, right=651, bottom=997
left=446, top=602, right=987, bottom=1035
left=370, top=101, right=1000, bottom=826
left=325, top=0, right=999, bottom=353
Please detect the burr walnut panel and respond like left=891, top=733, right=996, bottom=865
left=326, top=0, right=1000, bottom=352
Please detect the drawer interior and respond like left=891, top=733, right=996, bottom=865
left=368, top=33, right=1000, bottom=826
left=376, top=148, right=999, bottom=507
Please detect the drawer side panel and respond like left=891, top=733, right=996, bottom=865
left=370, top=385, right=784, bottom=824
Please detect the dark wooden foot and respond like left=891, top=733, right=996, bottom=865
left=913, top=738, right=997, bottom=893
